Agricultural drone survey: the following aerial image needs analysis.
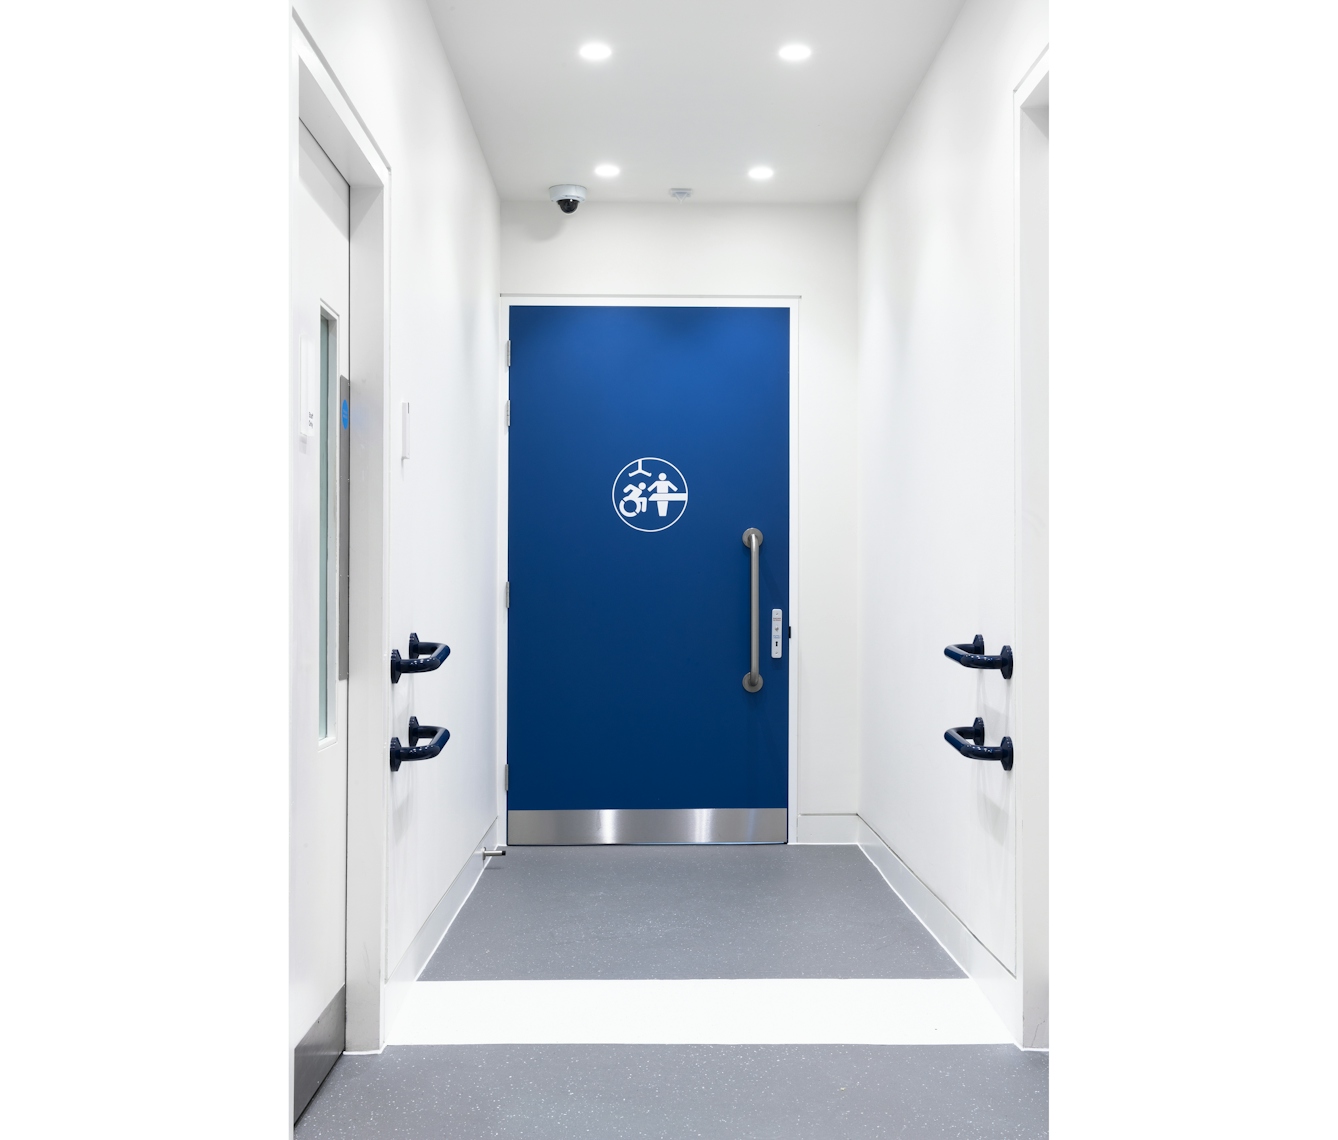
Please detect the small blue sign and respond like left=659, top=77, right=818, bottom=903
left=341, top=398, right=349, bottom=430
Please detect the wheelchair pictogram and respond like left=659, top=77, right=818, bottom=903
left=612, top=457, right=688, bottom=532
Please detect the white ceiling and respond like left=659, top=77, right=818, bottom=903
left=426, top=0, right=966, bottom=204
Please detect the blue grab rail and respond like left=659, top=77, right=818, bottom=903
left=390, top=716, right=450, bottom=772
left=391, top=633, right=451, bottom=684
left=944, top=717, right=1013, bottom=771
left=943, top=634, right=1013, bottom=680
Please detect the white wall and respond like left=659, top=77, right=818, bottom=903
left=294, top=0, right=502, bottom=974
left=501, top=202, right=859, bottom=821
left=856, top=0, right=1046, bottom=1030
left=2, top=0, right=291, bottom=1135
left=1053, top=1, right=1338, bottom=1134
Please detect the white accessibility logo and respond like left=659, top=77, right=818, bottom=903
left=613, top=457, right=688, bottom=532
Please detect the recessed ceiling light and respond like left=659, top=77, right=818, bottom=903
left=594, top=163, right=620, bottom=178
left=778, top=44, right=812, bottom=62
left=579, top=42, right=612, bottom=61
left=748, top=166, right=775, bottom=181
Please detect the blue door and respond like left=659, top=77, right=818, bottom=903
left=507, top=306, right=790, bottom=844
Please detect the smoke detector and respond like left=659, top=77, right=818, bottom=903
left=669, top=188, right=693, bottom=202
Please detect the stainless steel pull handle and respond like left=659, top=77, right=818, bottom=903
left=742, top=528, right=764, bottom=692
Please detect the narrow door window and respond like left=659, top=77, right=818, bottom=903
left=318, top=313, right=335, bottom=739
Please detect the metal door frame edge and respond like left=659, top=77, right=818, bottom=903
left=496, top=295, right=801, bottom=845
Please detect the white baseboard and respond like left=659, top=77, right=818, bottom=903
left=383, top=817, right=497, bottom=1042
left=795, top=813, right=861, bottom=843
left=854, top=816, right=1021, bottom=1044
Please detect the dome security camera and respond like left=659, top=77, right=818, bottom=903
left=549, top=184, right=587, bottom=214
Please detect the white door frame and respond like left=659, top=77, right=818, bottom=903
left=292, top=15, right=393, bottom=1054
left=496, top=295, right=801, bottom=843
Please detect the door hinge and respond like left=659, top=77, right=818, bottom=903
left=505, top=399, right=510, bottom=427
left=506, top=339, right=511, bottom=367
left=505, top=581, right=510, bottom=608
left=504, top=763, right=509, bottom=792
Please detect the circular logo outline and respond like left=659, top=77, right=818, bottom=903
left=611, top=457, right=689, bottom=532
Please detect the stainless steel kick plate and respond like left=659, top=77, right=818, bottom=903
left=507, top=807, right=787, bottom=845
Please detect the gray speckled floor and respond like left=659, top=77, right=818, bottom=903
left=296, top=1044, right=1047, bottom=1138
left=420, top=845, right=962, bottom=980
